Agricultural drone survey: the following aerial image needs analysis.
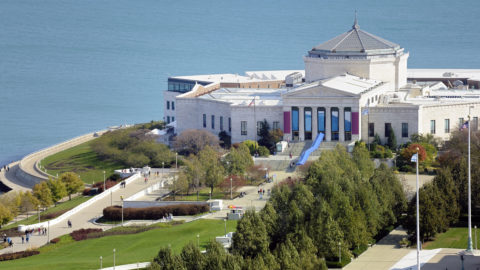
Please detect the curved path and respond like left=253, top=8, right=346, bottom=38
left=0, top=172, right=167, bottom=255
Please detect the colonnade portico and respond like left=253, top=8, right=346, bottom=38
left=289, top=105, right=355, bottom=142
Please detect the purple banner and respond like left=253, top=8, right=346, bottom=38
left=283, top=111, right=291, bottom=134
left=352, top=112, right=359, bottom=135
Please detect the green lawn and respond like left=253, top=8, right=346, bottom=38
left=2, top=196, right=91, bottom=230
left=41, top=141, right=124, bottom=184
left=423, top=227, right=479, bottom=249
left=0, top=219, right=237, bottom=270
left=168, top=187, right=239, bottom=201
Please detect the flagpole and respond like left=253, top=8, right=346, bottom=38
left=367, top=103, right=370, bottom=151
left=415, top=148, right=420, bottom=270
left=254, top=96, right=257, bottom=152
left=467, top=107, right=473, bottom=252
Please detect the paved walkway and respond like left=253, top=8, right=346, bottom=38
left=0, top=173, right=167, bottom=255
left=0, top=162, right=31, bottom=192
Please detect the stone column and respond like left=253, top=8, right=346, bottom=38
left=325, top=107, right=331, bottom=141
left=339, top=107, right=345, bottom=142
left=312, top=107, right=318, bottom=140
left=299, top=107, right=305, bottom=141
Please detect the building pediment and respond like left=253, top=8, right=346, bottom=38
left=283, top=83, right=358, bottom=99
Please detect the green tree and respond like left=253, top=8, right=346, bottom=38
left=218, top=131, right=232, bottom=149
left=59, top=172, right=84, bottom=200
left=0, top=203, right=13, bottom=227
left=224, top=143, right=253, bottom=175
left=180, top=242, right=204, bottom=270
left=203, top=240, right=228, bottom=270
left=150, top=246, right=186, bottom=270
left=33, top=181, right=53, bottom=207
left=232, top=210, right=269, bottom=258
left=47, top=177, right=67, bottom=205
left=19, top=191, right=40, bottom=216
left=183, top=155, right=203, bottom=197
left=198, top=146, right=225, bottom=195
left=258, top=119, right=275, bottom=152
left=387, top=127, right=397, bottom=150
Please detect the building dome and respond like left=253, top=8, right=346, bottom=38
left=308, top=19, right=402, bottom=57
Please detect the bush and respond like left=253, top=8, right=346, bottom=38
left=82, top=188, right=91, bottom=196
left=70, top=228, right=103, bottom=241
left=257, top=146, right=270, bottom=157
left=0, top=250, right=40, bottom=261
left=243, top=140, right=258, bottom=155
left=50, top=237, right=60, bottom=244
left=109, top=173, right=122, bottom=181
left=102, top=204, right=210, bottom=221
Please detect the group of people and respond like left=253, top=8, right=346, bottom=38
left=120, top=181, right=126, bottom=188
left=258, top=188, right=267, bottom=199
left=1, top=165, right=10, bottom=172
left=3, top=233, right=13, bottom=247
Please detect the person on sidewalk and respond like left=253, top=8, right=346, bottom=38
left=67, top=219, right=72, bottom=228
left=21, top=236, right=24, bottom=244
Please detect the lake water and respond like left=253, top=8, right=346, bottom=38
left=1, top=0, right=479, bottom=165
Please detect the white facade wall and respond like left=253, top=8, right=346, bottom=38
left=361, top=106, right=419, bottom=145
left=175, top=98, right=231, bottom=137
left=419, top=103, right=480, bottom=140
left=230, top=106, right=283, bottom=143
left=163, top=91, right=180, bottom=123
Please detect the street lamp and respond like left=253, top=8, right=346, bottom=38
left=414, top=147, right=420, bottom=270
left=47, top=221, right=50, bottom=243
left=103, top=170, right=106, bottom=191
left=38, top=205, right=41, bottom=223
left=121, top=196, right=124, bottom=227
left=467, top=106, right=474, bottom=252
left=230, top=177, right=233, bottom=200
left=224, top=218, right=227, bottom=235
left=175, top=152, right=178, bottom=170
left=113, top=249, right=116, bottom=270
left=162, top=162, right=164, bottom=181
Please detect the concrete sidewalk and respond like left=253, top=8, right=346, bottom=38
left=0, top=173, right=166, bottom=255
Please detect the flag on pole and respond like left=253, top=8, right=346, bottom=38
left=461, top=121, right=469, bottom=130
left=362, top=108, right=369, bottom=115
left=411, top=153, right=418, bottom=163
left=248, top=97, right=255, bottom=107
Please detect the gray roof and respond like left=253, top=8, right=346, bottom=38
left=311, top=20, right=400, bottom=54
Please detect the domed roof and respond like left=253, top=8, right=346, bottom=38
left=310, top=18, right=400, bottom=55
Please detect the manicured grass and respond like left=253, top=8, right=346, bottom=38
left=2, top=196, right=91, bottom=230
left=166, top=188, right=240, bottom=201
left=41, top=141, right=123, bottom=184
left=423, top=227, right=479, bottom=249
left=0, top=219, right=237, bottom=270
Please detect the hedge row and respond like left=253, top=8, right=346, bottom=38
left=103, top=204, right=209, bottom=221
left=0, top=250, right=40, bottom=261
left=70, top=228, right=103, bottom=241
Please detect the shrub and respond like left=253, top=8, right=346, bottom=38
left=102, top=204, right=210, bottom=221
left=243, top=140, right=258, bottom=155
left=50, top=237, right=60, bottom=244
left=82, top=188, right=91, bottom=196
left=70, top=228, right=103, bottom=241
left=257, top=146, right=270, bottom=157
left=0, top=250, right=40, bottom=261
left=109, top=173, right=122, bottom=182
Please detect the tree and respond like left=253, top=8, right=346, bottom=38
left=174, top=129, right=220, bottom=155
left=269, top=129, right=284, bottom=145
left=258, top=119, right=275, bottom=152
left=0, top=203, right=13, bottom=227
left=224, top=143, right=253, bottom=175
left=47, top=177, right=67, bottom=205
left=198, top=146, right=225, bottom=195
left=150, top=246, right=186, bottom=270
left=173, top=171, right=190, bottom=199
left=387, top=127, right=397, bottom=150
left=33, top=181, right=53, bottom=207
left=182, top=156, right=203, bottom=198
left=180, top=242, right=204, bottom=270
left=232, top=210, right=269, bottom=258
left=19, top=191, right=40, bottom=216
left=218, top=131, right=231, bottom=149
left=59, top=172, right=84, bottom=200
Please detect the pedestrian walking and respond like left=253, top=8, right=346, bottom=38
left=26, top=234, right=29, bottom=243
left=21, top=236, right=24, bottom=244
left=289, top=152, right=292, bottom=159
left=67, top=219, right=72, bottom=228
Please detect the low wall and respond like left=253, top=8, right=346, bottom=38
left=18, top=173, right=141, bottom=232
left=125, top=181, right=165, bottom=201
left=123, top=200, right=208, bottom=209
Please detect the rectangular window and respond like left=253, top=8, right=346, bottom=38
left=167, top=101, right=170, bottom=110
left=228, top=117, right=231, bottom=132
left=402, top=123, right=408, bottom=138
left=331, top=108, right=339, bottom=141
left=317, top=108, right=325, bottom=133
left=167, top=116, right=170, bottom=124
left=220, top=116, right=224, bottom=131
left=292, top=108, right=299, bottom=131
left=241, top=121, right=247, bottom=135
left=430, top=120, right=436, bottom=134
left=368, top=123, right=374, bottom=137
left=474, top=117, right=478, bottom=131
left=211, top=115, right=215, bottom=129
left=257, top=121, right=263, bottom=136
left=172, top=117, right=175, bottom=122
left=172, top=101, right=175, bottom=111
left=203, top=114, right=206, bottom=128
left=344, top=107, right=351, bottom=141
left=445, top=119, right=450, bottom=133
left=273, top=121, right=279, bottom=130
left=385, top=123, right=392, bottom=138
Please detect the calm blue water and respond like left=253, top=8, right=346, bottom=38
left=1, top=0, right=479, bottom=165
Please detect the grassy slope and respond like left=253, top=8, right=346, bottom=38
left=423, top=227, right=479, bottom=249
left=2, top=196, right=91, bottom=230
left=41, top=141, right=123, bottom=184
left=0, top=219, right=237, bottom=270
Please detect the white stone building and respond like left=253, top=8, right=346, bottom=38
left=167, top=19, right=480, bottom=146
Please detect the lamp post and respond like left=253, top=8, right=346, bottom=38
left=338, top=242, right=341, bottom=263
left=121, top=196, right=124, bottom=227
left=110, top=190, right=112, bottom=207
left=47, top=221, right=50, bottom=243
left=415, top=147, right=420, bottom=269
left=162, top=162, right=164, bottom=181
left=224, top=218, right=227, bottom=235
left=103, top=170, right=106, bottom=191
left=175, top=152, right=178, bottom=170
left=230, top=177, right=233, bottom=200
left=38, top=205, right=40, bottom=223
left=113, top=249, right=116, bottom=270
left=100, top=256, right=103, bottom=269
left=467, top=106, right=474, bottom=252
